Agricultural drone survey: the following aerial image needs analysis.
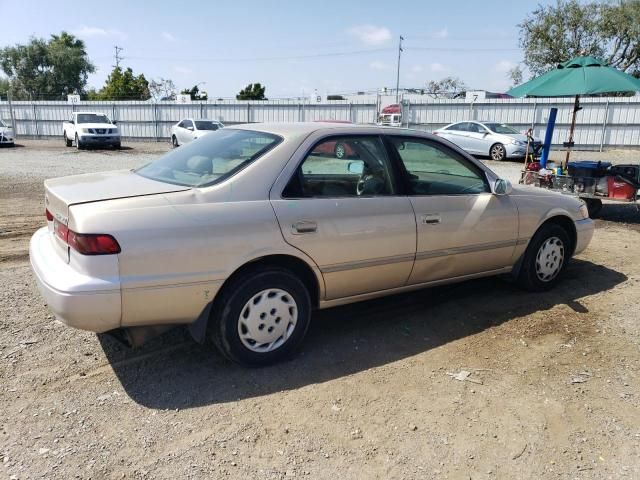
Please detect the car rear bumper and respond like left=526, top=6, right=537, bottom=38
left=29, top=227, right=121, bottom=332
left=574, top=218, right=594, bottom=255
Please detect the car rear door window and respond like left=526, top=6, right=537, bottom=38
left=283, top=136, right=395, bottom=198
left=391, top=138, right=489, bottom=195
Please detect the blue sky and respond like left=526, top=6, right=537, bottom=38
left=0, top=0, right=559, bottom=98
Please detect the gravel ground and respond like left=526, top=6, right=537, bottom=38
left=1, top=140, right=640, bottom=479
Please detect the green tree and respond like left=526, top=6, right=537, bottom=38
left=426, top=76, right=467, bottom=98
left=0, top=77, right=9, bottom=99
left=180, top=84, right=207, bottom=101
left=516, top=0, right=640, bottom=82
left=0, top=32, right=95, bottom=100
left=236, top=83, right=267, bottom=100
left=93, top=66, right=150, bottom=100
left=150, top=78, right=177, bottom=101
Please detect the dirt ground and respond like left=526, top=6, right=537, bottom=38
left=1, top=140, right=640, bottom=479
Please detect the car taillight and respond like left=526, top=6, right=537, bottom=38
left=45, top=209, right=53, bottom=221
left=53, top=219, right=120, bottom=255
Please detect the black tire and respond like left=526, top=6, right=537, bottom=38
left=210, top=267, right=311, bottom=366
left=172, top=135, right=179, bottom=148
left=75, top=134, right=83, bottom=150
left=584, top=198, right=602, bottom=218
left=490, top=143, right=506, bottom=161
left=517, top=223, right=571, bottom=292
left=114, top=142, right=121, bottom=150
left=334, top=142, right=346, bottom=159
left=64, top=132, right=72, bottom=147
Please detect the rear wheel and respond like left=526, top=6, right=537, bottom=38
left=172, top=135, right=179, bottom=148
left=210, top=267, right=311, bottom=366
left=490, top=143, right=506, bottom=161
left=517, top=223, right=570, bottom=291
left=64, top=132, right=72, bottom=147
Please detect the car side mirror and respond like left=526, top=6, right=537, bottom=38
left=187, top=126, right=194, bottom=131
left=493, top=178, right=513, bottom=195
left=397, top=142, right=405, bottom=150
left=347, top=161, right=364, bottom=174
left=112, top=120, right=118, bottom=125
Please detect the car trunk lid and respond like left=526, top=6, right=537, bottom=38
left=44, top=170, right=190, bottom=262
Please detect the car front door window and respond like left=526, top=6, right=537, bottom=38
left=392, top=139, right=488, bottom=195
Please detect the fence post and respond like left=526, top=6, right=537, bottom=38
left=599, top=100, right=609, bottom=152
left=530, top=100, right=537, bottom=131
left=154, top=102, right=159, bottom=142
left=348, top=102, right=353, bottom=123
left=33, top=103, right=39, bottom=138
left=7, top=89, right=16, bottom=139
left=247, top=102, right=251, bottom=123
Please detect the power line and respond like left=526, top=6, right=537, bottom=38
left=123, top=48, right=395, bottom=63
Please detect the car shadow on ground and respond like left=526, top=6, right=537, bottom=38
left=98, top=259, right=626, bottom=409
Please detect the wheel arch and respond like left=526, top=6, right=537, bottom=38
left=512, top=214, right=577, bottom=278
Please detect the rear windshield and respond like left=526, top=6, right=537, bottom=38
left=77, top=114, right=111, bottom=124
left=195, top=121, right=221, bottom=131
left=484, top=123, right=519, bottom=134
left=135, top=129, right=281, bottom=187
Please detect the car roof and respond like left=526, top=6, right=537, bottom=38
left=229, top=122, right=409, bottom=136
left=75, top=112, right=109, bottom=115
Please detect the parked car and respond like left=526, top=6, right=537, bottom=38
left=63, top=112, right=121, bottom=149
left=0, top=119, right=15, bottom=146
left=30, top=123, right=593, bottom=366
left=433, top=121, right=541, bottom=161
left=171, top=118, right=224, bottom=147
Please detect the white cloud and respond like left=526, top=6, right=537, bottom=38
left=174, top=66, right=192, bottom=75
left=72, top=26, right=127, bottom=41
left=432, top=28, right=448, bottom=39
left=348, top=25, right=392, bottom=46
left=429, top=63, right=449, bottom=74
left=369, top=60, right=390, bottom=70
left=495, top=60, right=516, bottom=73
left=411, top=65, right=424, bottom=73
left=161, top=31, right=176, bottom=42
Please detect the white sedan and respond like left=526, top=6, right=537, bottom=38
left=0, top=119, right=15, bottom=146
left=171, top=118, right=224, bottom=147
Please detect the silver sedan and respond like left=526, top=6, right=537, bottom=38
left=30, top=123, right=593, bottom=366
left=433, top=121, right=541, bottom=161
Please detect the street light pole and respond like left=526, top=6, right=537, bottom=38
left=395, top=35, right=404, bottom=104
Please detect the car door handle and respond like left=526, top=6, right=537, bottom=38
left=292, top=220, right=317, bottom=234
left=421, top=214, right=441, bottom=225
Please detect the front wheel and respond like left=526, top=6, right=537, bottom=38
left=172, top=135, right=179, bottom=148
left=517, top=223, right=571, bottom=291
left=64, top=132, right=72, bottom=147
left=490, top=143, right=506, bottom=161
left=210, top=267, right=311, bottom=366
left=75, top=134, right=83, bottom=150
left=334, top=142, right=347, bottom=159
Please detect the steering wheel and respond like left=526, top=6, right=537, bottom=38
left=356, top=172, right=384, bottom=196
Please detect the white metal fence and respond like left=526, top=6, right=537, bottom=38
left=2, top=96, right=640, bottom=149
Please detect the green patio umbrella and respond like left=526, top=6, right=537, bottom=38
left=507, top=56, right=640, bottom=165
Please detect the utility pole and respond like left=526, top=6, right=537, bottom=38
left=7, top=87, right=16, bottom=139
left=113, top=45, right=124, bottom=69
left=395, top=35, right=404, bottom=104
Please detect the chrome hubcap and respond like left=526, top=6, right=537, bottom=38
left=535, top=236, right=564, bottom=282
left=237, top=288, right=298, bottom=353
left=335, top=144, right=345, bottom=158
left=491, top=145, right=503, bottom=160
